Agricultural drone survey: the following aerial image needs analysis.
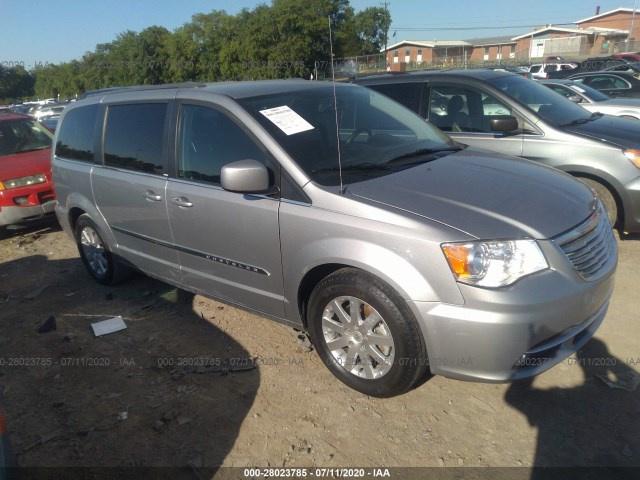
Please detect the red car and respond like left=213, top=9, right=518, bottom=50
left=0, top=112, right=56, bottom=228
left=614, top=52, right=640, bottom=62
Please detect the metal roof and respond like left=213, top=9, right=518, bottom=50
left=575, top=7, right=638, bottom=25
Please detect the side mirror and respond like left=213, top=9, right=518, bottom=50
left=568, top=95, right=582, bottom=103
left=221, top=159, right=274, bottom=194
left=489, top=115, right=519, bottom=133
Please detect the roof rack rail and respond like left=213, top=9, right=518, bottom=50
left=79, top=82, right=206, bottom=99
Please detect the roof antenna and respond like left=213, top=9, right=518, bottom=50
left=328, top=15, right=344, bottom=194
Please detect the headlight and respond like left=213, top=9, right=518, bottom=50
left=0, top=173, right=47, bottom=190
left=623, top=149, right=640, bottom=169
left=441, top=239, right=548, bottom=288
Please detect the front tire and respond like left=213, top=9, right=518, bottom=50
left=75, top=214, right=130, bottom=285
left=307, top=268, right=428, bottom=397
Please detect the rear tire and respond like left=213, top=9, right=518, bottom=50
left=307, top=268, right=428, bottom=397
left=580, top=178, right=618, bottom=227
left=75, top=214, right=130, bottom=285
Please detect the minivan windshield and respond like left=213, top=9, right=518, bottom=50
left=238, top=84, right=458, bottom=186
left=488, top=75, right=592, bottom=127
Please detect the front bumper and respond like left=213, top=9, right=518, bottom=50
left=410, top=234, right=617, bottom=382
left=0, top=200, right=56, bottom=227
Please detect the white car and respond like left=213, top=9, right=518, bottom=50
left=541, top=79, right=640, bottom=120
left=529, top=63, right=577, bottom=79
left=32, top=105, right=66, bottom=121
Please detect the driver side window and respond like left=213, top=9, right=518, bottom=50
left=427, top=84, right=512, bottom=133
left=178, top=105, right=266, bottom=185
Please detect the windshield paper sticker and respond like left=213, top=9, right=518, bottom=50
left=259, top=106, right=314, bottom=135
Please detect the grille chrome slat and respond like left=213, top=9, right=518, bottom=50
left=554, top=203, right=617, bottom=281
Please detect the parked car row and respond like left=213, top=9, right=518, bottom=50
left=1, top=68, right=633, bottom=396
left=543, top=55, right=638, bottom=79
left=4, top=102, right=69, bottom=132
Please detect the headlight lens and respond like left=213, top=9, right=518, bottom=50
left=441, top=239, right=548, bottom=288
left=0, top=173, right=47, bottom=190
left=624, top=149, right=640, bottom=169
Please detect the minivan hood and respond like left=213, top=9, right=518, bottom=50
left=346, top=149, right=596, bottom=240
left=561, top=114, right=640, bottom=149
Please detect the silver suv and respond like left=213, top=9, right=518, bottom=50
left=52, top=81, right=617, bottom=397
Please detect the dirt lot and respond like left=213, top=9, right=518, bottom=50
left=0, top=219, right=638, bottom=479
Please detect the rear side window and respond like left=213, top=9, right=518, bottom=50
left=104, top=103, right=168, bottom=175
left=55, top=104, right=99, bottom=162
left=368, top=83, right=422, bottom=115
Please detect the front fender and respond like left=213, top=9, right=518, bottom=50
left=282, top=236, right=464, bottom=323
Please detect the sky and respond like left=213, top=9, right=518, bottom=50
left=1, top=0, right=637, bottom=69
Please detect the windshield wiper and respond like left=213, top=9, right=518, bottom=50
left=312, top=162, right=391, bottom=173
left=559, top=112, right=603, bottom=127
left=385, top=146, right=462, bottom=166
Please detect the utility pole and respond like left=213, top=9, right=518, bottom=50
left=382, top=1, right=390, bottom=68
left=630, top=0, right=637, bottom=47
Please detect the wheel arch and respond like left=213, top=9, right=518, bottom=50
left=289, top=238, right=460, bottom=330
left=569, top=171, right=623, bottom=225
left=63, top=192, right=118, bottom=248
left=68, top=206, right=86, bottom=232
left=297, top=263, right=350, bottom=329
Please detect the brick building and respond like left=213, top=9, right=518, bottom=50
left=380, top=6, right=638, bottom=66
left=575, top=7, right=639, bottom=53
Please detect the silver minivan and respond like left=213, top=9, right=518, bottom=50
left=353, top=70, right=640, bottom=232
left=52, top=81, right=617, bottom=397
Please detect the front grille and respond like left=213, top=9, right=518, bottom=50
left=554, top=203, right=617, bottom=281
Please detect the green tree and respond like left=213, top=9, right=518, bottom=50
left=163, top=24, right=202, bottom=82
left=29, top=0, right=392, bottom=94
left=0, top=65, right=35, bottom=102
left=353, top=7, right=390, bottom=55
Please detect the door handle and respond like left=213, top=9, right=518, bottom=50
left=171, top=197, right=194, bottom=208
left=142, top=190, right=162, bottom=202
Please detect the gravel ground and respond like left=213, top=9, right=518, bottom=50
left=0, top=220, right=638, bottom=480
